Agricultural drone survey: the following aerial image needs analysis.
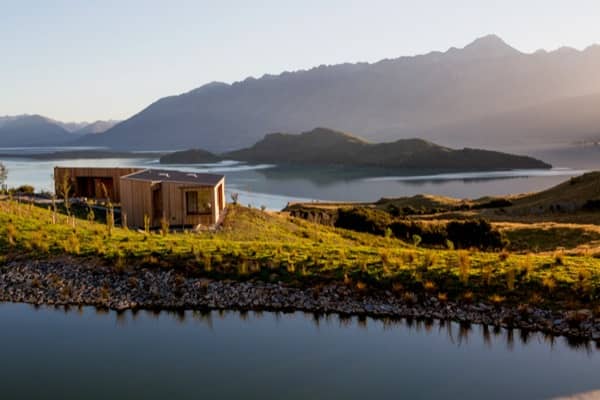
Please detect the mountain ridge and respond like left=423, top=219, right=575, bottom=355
left=77, top=34, right=600, bottom=152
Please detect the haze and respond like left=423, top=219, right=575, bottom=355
left=2, top=0, right=600, bottom=122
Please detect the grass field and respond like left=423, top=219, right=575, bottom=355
left=1, top=198, right=600, bottom=312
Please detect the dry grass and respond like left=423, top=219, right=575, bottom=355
left=2, top=199, right=600, bottom=310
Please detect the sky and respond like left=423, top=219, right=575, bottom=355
left=1, top=0, right=600, bottom=122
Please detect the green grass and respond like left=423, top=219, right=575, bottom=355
left=503, top=225, right=600, bottom=252
left=2, top=199, right=600, bottom=311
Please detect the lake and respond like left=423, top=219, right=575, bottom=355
left=0, top=144, right=597, bottom=210
left=0, top=303, right=599, bottom=400
left=2, top=147, right=600, bottom=399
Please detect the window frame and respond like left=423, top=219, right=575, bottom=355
left=185, top=188, right=212, bottom=216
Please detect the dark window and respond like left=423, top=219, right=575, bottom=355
left=186, top=190, right=212, bottom=215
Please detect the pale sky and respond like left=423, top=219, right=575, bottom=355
left=1, top=0, right=599, bottom=122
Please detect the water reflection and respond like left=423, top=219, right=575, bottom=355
left=32, top=304, right=599, bottom=354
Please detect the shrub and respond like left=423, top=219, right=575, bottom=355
left=335, top=207, right=391, bottom=235
left=389, top=220, right=446, bottom=245
left=160, top=217, right=170, bottom=236
left=15, top=185, right=35, bottom=195
left=6, top=222, right=16, bottom=246
left=412, top=234, right=422, bottom=247
left=143, top=214, right=151, bottom=234
left=423, top=280, right=436, bottom=292
left=472, top=199, right=513, bottom=210
left=489, top=294, right=505, bottom=307
left=446, top=219, right=504, bottom=250
left=506, top=267, right=516, bottom=291
left=457, top=250, right=470, bottom=284
left=583, top=199, right=600, bottom=211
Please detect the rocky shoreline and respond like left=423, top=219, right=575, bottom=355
left=1, top=258, right=599, bottom=341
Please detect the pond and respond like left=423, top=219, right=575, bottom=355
left=0, top=303, right=598, bottom=399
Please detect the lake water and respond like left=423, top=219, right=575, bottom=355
left=0, top=303, right=599, bottom=400
left=2, top=148, right=600, bottom=398
left=0, top=145, right=596, bottom=210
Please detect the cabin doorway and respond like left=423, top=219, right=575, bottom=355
left=152, top=187, right=163, bottom=223
left=217, top=184, right=224, bottom=210
left=76, top=177, right=114, bottom=200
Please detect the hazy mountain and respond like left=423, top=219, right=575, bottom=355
left=51, top=120, right=89, bottom=133
left=79, top=34, right=600, bottom=152
left=421, top=92, right=600, bottom=149
left=0, top=115, right=119, bottom=146
left=74, top=120, right=120, bottom=135
left=0, top=115, right=79, bottom=147
left=0, top=116, right=19, bottom=128
left=162, top=127, right=551, bottom=170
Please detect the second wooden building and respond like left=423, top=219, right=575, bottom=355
left=119, top=169, right=226, bottom=228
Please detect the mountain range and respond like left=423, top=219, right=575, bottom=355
left=160, top=127, right=551, bottom=171
left=0, top=115, right=118, bottom=147
left=4, top=34, right=600, bottom=152
left=77, top=34, right=600, bottom=152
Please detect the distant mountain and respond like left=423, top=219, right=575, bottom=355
left=51, top=120, right=89, bottom=133
left=0, top=115, right=78, bottom=147
left=74, top=120, right=120, bottom=135
left=79, top=34, right=600, bottom=152
left=421, top=92, right=600, bottom=149
left=162, top=127, right=551, bottom=171
left=0, top=115, right=119, bottom=147
left=0, top=116, right=19, bottom=128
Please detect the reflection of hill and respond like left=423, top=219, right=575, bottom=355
left=255, top=164, right=398, bottom=186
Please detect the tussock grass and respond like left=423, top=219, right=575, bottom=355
left=1, top=199, right=600, bottom=310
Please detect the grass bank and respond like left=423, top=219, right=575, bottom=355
left=1, top=199, right=600, bottom=313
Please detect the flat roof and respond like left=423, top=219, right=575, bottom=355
left=123, top=169, right=224, bottom=186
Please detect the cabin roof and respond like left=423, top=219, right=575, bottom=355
left=122, top=169, right=224, bottom=186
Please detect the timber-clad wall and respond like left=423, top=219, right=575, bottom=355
left=120, top=177, right=226, bottom=228
left=119, top=178, right=154, bottom=228
left=54, top=167, right=142, bottom=203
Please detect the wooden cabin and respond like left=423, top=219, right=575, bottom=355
left=54, top=167, right=143, bottom=203
left=120, top=169, right=226, bottom=228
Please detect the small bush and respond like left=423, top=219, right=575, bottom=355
left=335, top=207, right=391, bottom=235
left=160, top=217, right=170, bottom=236
left=457, top=251, right=471, bottom=284
left=447, top=220, right=504, bottom=250
left=15, top=185, right=35, bottom=195
left=583, top=199, right=600, bottom=211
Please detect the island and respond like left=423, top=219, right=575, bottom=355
left=160, top=127, right=552, bottom=170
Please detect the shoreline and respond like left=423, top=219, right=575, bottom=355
left=1, top=258, right=599, bottom=342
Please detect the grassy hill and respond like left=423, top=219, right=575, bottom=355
left=161, top=127, right=551, bottom=170
left=2, top=197, right=600, bottom=312
left=507, top=172, right=600, bottom=213
left=286, top=172, right=600, bottom=253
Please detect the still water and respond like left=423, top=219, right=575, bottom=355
left=0, top=152, right=593, bottom=210
left=0, top=303, right=599, bottom=400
